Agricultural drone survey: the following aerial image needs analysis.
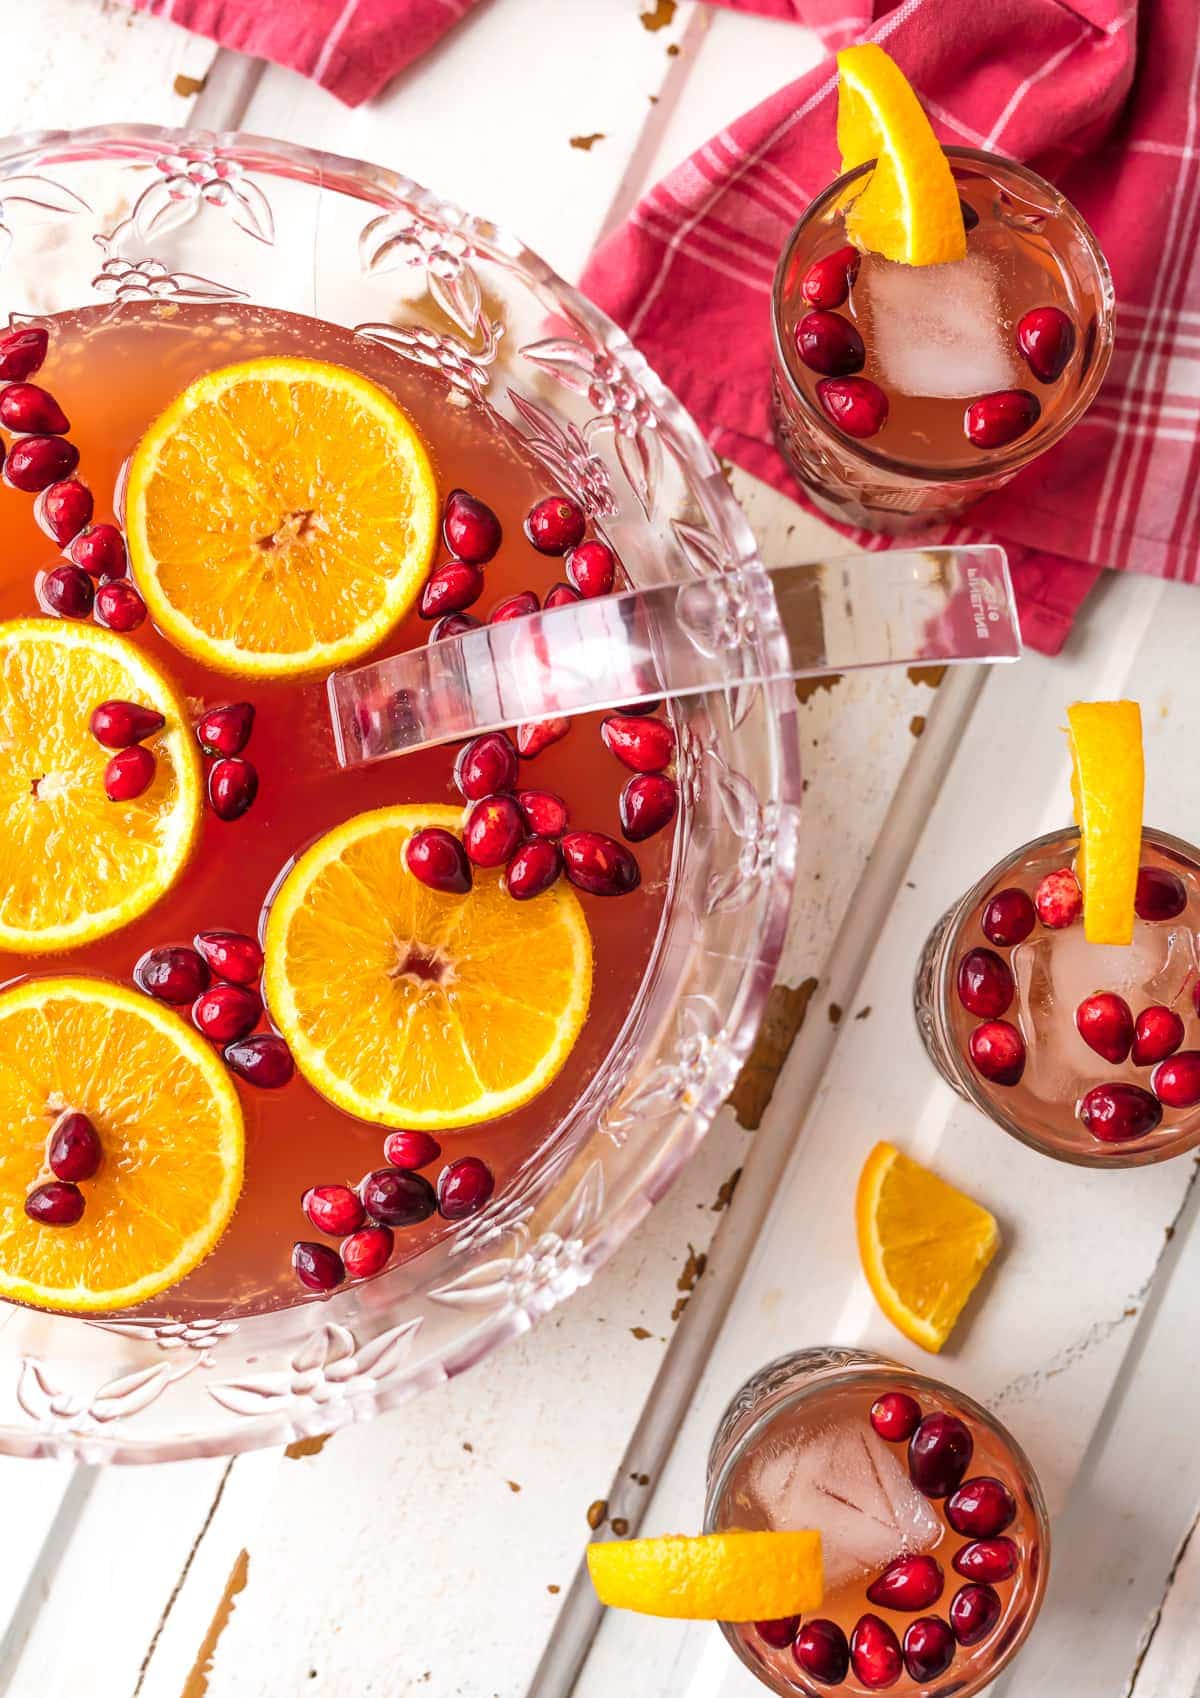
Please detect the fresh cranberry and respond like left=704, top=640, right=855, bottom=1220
left=134, top=945, right=211, bottom=1004
left=0, top=382, right=68, bottom=434
left=908, top=1412, right=973, bottom=1498
left=981, top=886, right=1037, bottom=947
left=1034, top=867, right=1082, bottom=928
left=443, top=488, right=501, bottom=564
left=455, top=732, right=519, bottom=800
left=429, top=612, right=480, bottom=643
left=104, top=745, right=156, bottom=802
left=565, top=539, right=616, bottom=598
left=562, top=831, right=641, bottom=897
left=869, top=1391, right=921, bottom=1443
left=1018, top=306, right=1076, bottom=383
left=793, top=1619, right=850, bottom=1685
left=6, top=434, right=78, bottom=492
left=946, top=1477, right=1016, bottom=1538
left=1075, top=992, right=1134, bottom=1064
left=756, top=1617, right=799, bottom=1649
left=1135, top=865, right=1188, bottom=922
left=94, top=579, right=146, bottom=631
left=208, top=758, right=258, bottom=821
left=949, top=1583, right=1001, bottom=1646
left=902, top=1617, right=956, bottom=1683
left=37, top=477, right=92, bottom=545
left=223, top=1033, right=294, bottom=1088
left=196, top=702, right=255, bottom=757
left=867, top=1553, right=944, bottom=1611
left=292, top=1241, right=344, bottom=1292
left=952, top=1537, right=1018, bottom=1582
left=1079, top=1082, right=1163, bottom=1142
left=619, top=773, right=678, bottom=842
left=25, top=1180, right=84, bottom=1226
left=38, top=564, right=93, bottom=619
left=796, top=309, right=866, bottom=377
left=800, top=245, right=860, bottom=310
left=850, top=1614, right=903, bottom=1690
left=0, top=325, right=48, bottom=381
left=69, top=522, right=127, bottom=579
left=956, top=948, right=1013, bottom=1018
left=816, top=376, right=889, bottom=438
left=964, top=389, right=1041, bottom=449
left=516, top=717, right=571, bottom=758
left=524, top=494, right=586, bottom=555
left=968, top=1020, right=1026, bottom=1086
left=601, top=714, right=675, bottom=774
left=341, top=1225, right=393, bottom=1279
left=383, top=1130, right=442, bottom=1171
left=303, top=1183, right=365, bottom=1237
left=506, top=838, right=562, bottom=900
left=192, top=983, right=261, bottom=1043
left=90, top=700, right=165, bottom=749
left=543, top=582, right=581, bottom=610
left=1151, top=1051, right=1200, bottom=1109
left=490, top=590, right=540, bottom=623
left=405, top=826, right=472, bottom=893
left=464, top=794, right=524, bottom=867
left=193, top=930, right=263, bottom=986
left=516, top=789, right=568, bottom=839
left=48, top=1112, right=101, bottom=1182
left=419, top=559, right=485, bottom=620
left=437, top=1156, right=495, bottom=1220
left=359, top=1166, right=437, bottom=1228
left=1132, top=1005, right=1185, bottom=1067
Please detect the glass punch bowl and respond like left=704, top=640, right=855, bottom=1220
left=0, top=127, right=800, bottom=1460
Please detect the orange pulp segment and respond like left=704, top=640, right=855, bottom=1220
left=587, top=1530, right=823, bottom=1620
left=1067, top=700, right=1144, bottom=945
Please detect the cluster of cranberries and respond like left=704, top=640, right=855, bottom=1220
left=195, top=699, right=258, bottom=821
left=756, top=1392, right=1023, bottom=1688
left=88, top=692, right=259, bottom=820
left=23, top=1110, right=105, bottom=1228
left=132, top=932, right=294, bottom=1089
left=0, top=326, right=148, bottom=633
left=293, top=1132, right=496, bottom=1292
left=959, top=862, right=1199, bottom=1143
left=794, top=221, right=1075, bottom=448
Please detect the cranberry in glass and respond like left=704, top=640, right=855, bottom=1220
left=89, top=700, right=165, bottom=749
left=1018, top=305, right=1076, bottom=383
left=953, top=1537, right=1019, bottom=1583
left=419, top=559, right=485, bottom=620
left=104, top=745, right=156, bottom=802
left=908, top=1412, right=973, bottom=1498
left=455, top=732, right=519, bottom=801
left=516, top=788, right=568, bottom=839
left=816, top=376, right=888, bottom=439
left=359, top=1166, right=437, bottom=1228
left=5, top=434, right=78, bottom=492
left=1135, top=865, right=1187, bottom=921
left=38, top=477, right=92, bottom=545
left=383, top=1130, right=442, bottom=1171
left=562, top=831, right=640, bottom=897
left=1132, top=1005, right=1184, bottom=1067
left=516, top=717, right=570, bottom=758
left=224, top=1034, right=294, bottom=1088
left=303, top=1183, right=365, bottom=1237
left=1151, top=1051, right=1200, bottom=1109
left=437, top=1156, right=495, bottom=1220
left=208, top=757, right=258, bottom=821
left=946, top=1476, right=1016, bottom=1538
left=194, top=930, right=263, bottom=986
left=964, top=389, right=1040, bottom=449
left=981, top=886, right=1036, bottom=947
left=565, top=539, right=616, bottom=598
left=600, top=714, right=675, bottom=774
left=196, top=702, right=255, bottom=758
left=506, top=838, right=562, bottom=901
left=902, top=1616, right=956, bottom=1683
left=405, top=826, right=472, bottom=894
left=800, top=245, right=860, bottom=310
left=0, top=382, right=69, bottom=434
left=1075, top=991, right=1134, bottom=1064
left=524, top=494, right=585, bottom=554
left=0, top=325, right=48, bottom=381
left=968, top=1020, right=1026, bottom=1086
left=135, top=944, right=211, bottom=1004
left=870, top=1391, right=921, bottom=1443
left=70, top=522, right=127, bottom=579
left=793, top=1619, right=850, bottom=1685
left=48, top=1112, right=101, bottom=1182
left=850, top=1614, right=903, bottom=1690
left=38, top=564, right=94, bottom=620
left=193, top=983, right=261, bottom=1043
left=1079, top=1081, right=1163, bottom=1142
left=543, top=582, right=580, bottom=610
left=25, top=1181, right=85, bottom=1226
left=490, top=590, right=540, bottom=623
left=795, top=309, right=866, bottom=377
left=949, top=1582, right=1001, bottom=1646
left=292, top=1241, right=345, bottom=1292
left=866, top=1553, right=944, bottom=1611
left=94, top=579, right=146, bottom=631
left=619, top=773, right=678, bottom=843
left=463, top=795, right=524, bottom=868
left=443, top=488, right=501, bottom=564
left=756, top=1616, right=799, bottom=1649
left=341, top=1225, right=394, bottom=1280
left=1034, top=867, right=1081, bottom=928
left=429, top=612, right=480, bottom=643
left=956, top=948, right=1014, bottom=1017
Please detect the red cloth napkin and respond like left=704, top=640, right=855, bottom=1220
left=582, top=0, right=1199, bottom=655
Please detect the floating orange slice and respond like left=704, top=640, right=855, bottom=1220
left=1067, top=700, right=1143, bottom=945
left=587, top=1530, right=823, bottom=1620
left=124, top=357, right=439, bottom=678
left=856, top=1142, right=999, bottom=1353
left=0, top=976, right=243, bottom=1312
left=837, top=44, right=967, bottom=266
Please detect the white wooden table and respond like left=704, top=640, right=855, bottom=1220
left=5, top=7, right=1199, bottom=1697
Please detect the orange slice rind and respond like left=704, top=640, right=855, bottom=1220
left=837, top=44, right=967, bottom=266
left=856, top=1141, right=999, bottom=1353
left=1067, top=700, right=1143, bottom=945
left=587, top=1530, right=823, bottom=1620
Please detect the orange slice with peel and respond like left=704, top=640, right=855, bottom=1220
left=587, top=1530, right=823, bottom=1620
left=856, top=1142, right=999, bottom=1353
left=263, top=805, right=593, bottom=1130
left=125, top=357, right=439, bottom=678
left=0, top=619, right=201, bottom=954
left=0, top=976, right=243, bottom=1312
left=1067, top=700, right=1143, bottom=945
left=837, top=45, right=967, bottom=266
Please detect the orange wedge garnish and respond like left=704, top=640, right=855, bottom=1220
left=837, top=45, right=967, bottom=266
left=1067, top=701, right=1144, bottom=945
left=587, top=1530, right=823, bottom=1620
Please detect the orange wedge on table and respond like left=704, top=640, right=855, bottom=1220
left=124, top=357, right=439, bottom=678
left=263, top=805, right=593, bottom=1130
left=1067, top=700, right=1144, bottom=945
left=856, top=1142, right=999, bottom=1353
left=588, top=1530, right=823, bottom=1620
left=0, top=977, right=243, bottom=1312
left=837, top=44, right=967, bottom=266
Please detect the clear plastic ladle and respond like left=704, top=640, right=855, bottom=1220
left=328, top=545, right=1020, bottom=767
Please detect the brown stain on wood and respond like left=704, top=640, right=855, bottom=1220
left=729, top=977, right=818, bottom=1128
left=507, top=1479, right=522, bottom=1493
left=173, top=72, right=208, bottom=98
left=611, top=1517, right=630, bottom=1536
left=907, top=665, right=947, bottom=688
left=570, top=134, right=606, bottom=152
left=284, top=1432, right=329, bottom=1460
left=794, top=673, right=843, bottom=707
left=630, top=1325, right=651, bottom=1340
left=639, top=0, right=677, bottom=28
left=548, top=1583, right=561, bottom=1594
left=671, top=1242, right=707, bottom=1320
left=587, top=1498, right=608, bottom=1529
left=855, top=1005, right=872, bottom=1021
left=828, top=1003, right=843, bottom=1025
left=910, top=715, right=926, bottom=738
left=180, top=1550, right=249, bottom=1698
left=712, top=1168, right=742, bottom=1212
